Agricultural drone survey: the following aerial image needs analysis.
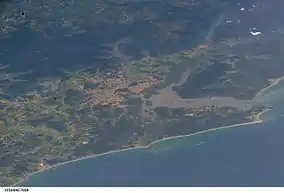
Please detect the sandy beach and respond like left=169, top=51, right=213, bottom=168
left=13, top=110, right=266, bottom=187
left=254, top=76, right=284, bottom=99
left=12, top=76, right=283, bottom=187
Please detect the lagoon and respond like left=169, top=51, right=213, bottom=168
left=18, top=79, right=284, bottom=187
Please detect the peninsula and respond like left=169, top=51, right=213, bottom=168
left=1, top=0, right=284, bottom=186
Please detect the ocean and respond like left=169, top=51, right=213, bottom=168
left=18, top=118, right=284, bottom=187
left=18, top=79, right=284, bottom=187
left=3, top=0, right=284, bottom=187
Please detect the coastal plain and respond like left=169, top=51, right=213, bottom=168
left=0, top=0, right=284, bottom=186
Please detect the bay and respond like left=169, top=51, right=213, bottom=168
left=18, top=79, right=284, bottom=187
left=4, top=0, right=284, bottom=187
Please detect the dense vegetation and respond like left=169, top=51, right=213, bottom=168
left=0, top=0, right=281, bottom=186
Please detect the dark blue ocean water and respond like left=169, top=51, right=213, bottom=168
left=19, top=116, right=284, bottom=187
left=17, top=78, right=284, bottom=187
left=3, top=0, right=284, bottom=187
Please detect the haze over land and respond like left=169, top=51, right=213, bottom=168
left=1, top=0, right=284, bottom=186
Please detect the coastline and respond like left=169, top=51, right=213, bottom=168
left=12, top=111, right=265, bottom=187
left=12, top=77, right=281, bottom=187
left=254, top=76, right=284, bottom=99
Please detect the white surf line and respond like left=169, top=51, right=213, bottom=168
left=13, top=117, right=264, bottom=187
left=13, top=73, right=282, bottom=187
left=253, top=76, right=284, bottom=100
left=148, top=120, right=263, bottom=147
